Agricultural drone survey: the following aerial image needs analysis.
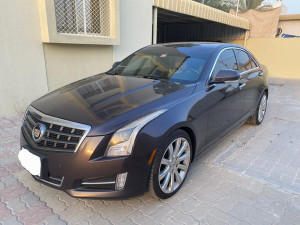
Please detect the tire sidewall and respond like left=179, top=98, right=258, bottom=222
left=151, top=130, right=192, bottom=199
left=256, top=93, right=268, bottom=125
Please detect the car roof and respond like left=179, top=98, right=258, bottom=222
left=152, top=42, right=244, bottom=51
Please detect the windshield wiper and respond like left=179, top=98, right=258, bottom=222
left=140, top=75, right=168, bottom=82
left=106, top=71, right=119, bottom=75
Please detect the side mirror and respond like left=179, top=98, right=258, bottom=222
left=214, top=69, right=240, bottom=83
left=112, top=61, right=121, bottom=68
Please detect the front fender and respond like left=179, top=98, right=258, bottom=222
left=134, top=90, right=208, bottom=165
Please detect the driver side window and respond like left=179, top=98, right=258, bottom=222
left=211, top=49, right=238, bottom=81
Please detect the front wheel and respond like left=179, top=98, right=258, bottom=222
left=248, top=92, right=268, bottom=125
left=149, top=130, right=192, bottom=199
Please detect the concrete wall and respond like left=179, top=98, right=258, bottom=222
left=43, top=44, right=113, bottom=91
left=113, top=0, right=153, bottom=62
left=245, top=38, right=300, bottom=79
left=231, top=8, right=281, bottom=38
left=221, top=39, right=245, bottom=46
left=0, top=0, right=48, bottom=116
left=1, top=0, right=147, bottom=116
left=278, top=20, right=300, bottom=36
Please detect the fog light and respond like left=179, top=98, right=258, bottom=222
left=115, top=172, right=128, bottom=191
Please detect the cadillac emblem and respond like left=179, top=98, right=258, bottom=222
left=32, top=123, right=46, bottom=142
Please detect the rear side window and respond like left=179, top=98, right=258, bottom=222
left=236, top=50, right=254, bottom=72
left=212, top=49, right=238, bottom=80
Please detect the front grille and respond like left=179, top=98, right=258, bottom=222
left=22, top=106, right=91, bottom=152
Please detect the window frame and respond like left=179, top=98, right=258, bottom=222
left=38, top=0, right=120, bottom=45
left=206, top=47, right=260, bottom=87
left=234, top=49, right=259, bottom=73
left=210, top=49, right=238, bottom=82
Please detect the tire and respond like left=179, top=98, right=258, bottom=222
left=248, top=92, right=268, bottom=125
left=149, top=130, right=192, bottom=199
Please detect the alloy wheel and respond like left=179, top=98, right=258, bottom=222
left=158, top=137, right=191, bottom=193
left=258, top=94, right=267, bottom=122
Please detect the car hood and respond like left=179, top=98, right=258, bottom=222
left=31, top=74, right=196, bottom=135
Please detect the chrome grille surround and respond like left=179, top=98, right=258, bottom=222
left=22, top=106, right=91, bottom=153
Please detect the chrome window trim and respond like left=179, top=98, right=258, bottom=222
left=245, top=50, right=259, bottom=67
left=27, top=105, right=91, bottom=153
left=206, top=47, right=259, bottom=87
left=235, top=48, right=260, bottom=73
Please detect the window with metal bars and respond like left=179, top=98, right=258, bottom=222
left=54, top=0, right=111, bottom=37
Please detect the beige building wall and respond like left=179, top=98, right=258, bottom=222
left=279, top=20, right=300, bottom=36
left=0, top=0, right=115, bottom=116
left=43, top=44, right=113, bottom=91
left=245, top=38, right=300, bottom=79
left=223, top=39, right=245, bottom=46
left=230, top=8, right=281, bottom=38
left=113, top=0, right=153, bottom=62
left=0, top=0, right=48, bottom=116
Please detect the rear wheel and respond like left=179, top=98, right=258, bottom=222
left=149, top=130, right=192, bottom=199
left=249, top=92, right=267, bottom=125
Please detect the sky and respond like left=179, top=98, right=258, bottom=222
left=266, top=0, right=300, bottom=14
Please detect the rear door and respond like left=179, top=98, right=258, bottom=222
left=235, top=49, right=263, bottom=116
left=205, top=49, right=246, bottom=147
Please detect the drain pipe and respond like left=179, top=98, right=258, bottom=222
left=153, top=7, right=158, bottom=44
left=244, top=30, right=249, bottom=47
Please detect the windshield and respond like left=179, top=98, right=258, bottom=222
left=107, top=44, right=215, bottom=84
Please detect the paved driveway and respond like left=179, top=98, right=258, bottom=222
left=1, top=78, right=300, bottom=225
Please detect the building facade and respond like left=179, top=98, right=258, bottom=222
left=1, top=0, right=153, bottom=116
left=278, top=14, right=300, bottom=37
left=0, top=0, right=250, bottom=116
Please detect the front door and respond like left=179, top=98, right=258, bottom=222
left=205, top=49, right=246, bottom=147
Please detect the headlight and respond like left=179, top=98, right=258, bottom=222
left=106, top=109, right=167, bottom=157
left=22, top=107, right=29, bottom=125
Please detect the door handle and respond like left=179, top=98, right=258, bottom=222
left=239, top=83, right=246, bottom=90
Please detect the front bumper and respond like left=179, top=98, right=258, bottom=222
left=20, top=131, right=151, bottom=199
